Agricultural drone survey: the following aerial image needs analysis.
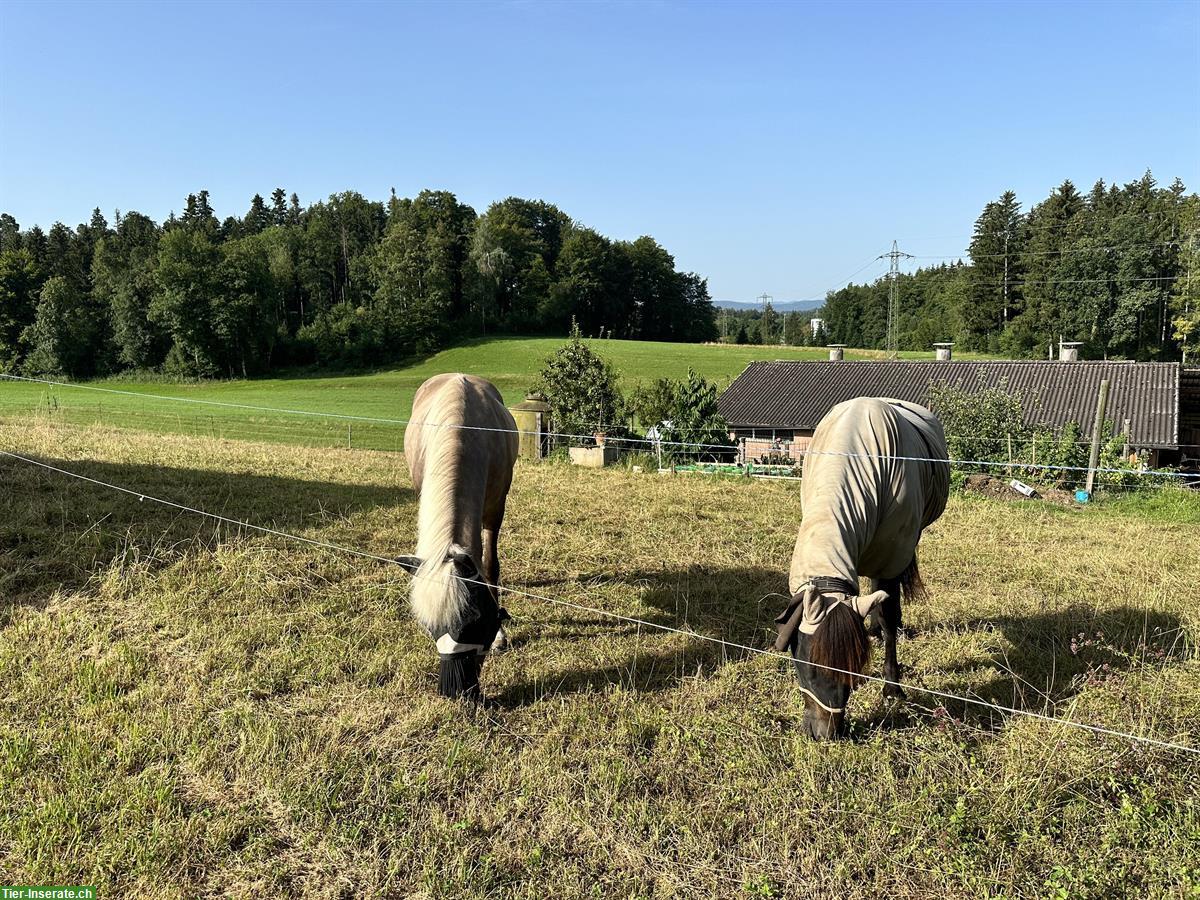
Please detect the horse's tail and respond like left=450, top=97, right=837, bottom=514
left=899, top=555, right=928, bottom=605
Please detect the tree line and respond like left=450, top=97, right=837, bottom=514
left=820, top=172, right=1199, bottom=360
left=0, top=189, right=718, bottom=378
left=715, top=304, right=822, bottom=346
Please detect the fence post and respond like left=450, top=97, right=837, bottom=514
left=1121, top=418, right=1131, bottom=459
left=1084, top=379, right=1111, bottom=495
left=347, top=424, right=352, bottom=450
left=1007, top=433, right=1013, bottom=465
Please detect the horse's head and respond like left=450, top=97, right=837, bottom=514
left=774, top=583, right=888, bottom=739
left=398, top=545, right=509, bottom=701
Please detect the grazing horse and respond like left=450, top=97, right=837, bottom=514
left=396, top=374, right=519, bottom=700
left=773, top=397, right=949, bottom=739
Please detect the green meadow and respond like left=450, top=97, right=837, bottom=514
left=0, top=336, right=995, bottom=452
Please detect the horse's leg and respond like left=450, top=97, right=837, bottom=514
left=483, top=501, right=508, bottom=651
left=869, top=575, right=905, bottom=700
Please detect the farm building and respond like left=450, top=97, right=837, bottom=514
left=718, top=353, right=1193, bottom=469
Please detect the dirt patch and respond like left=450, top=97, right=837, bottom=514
left=962, top=474, right=1079, bottom=507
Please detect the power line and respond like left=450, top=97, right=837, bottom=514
left=786, top=254, right=889, bottom=305
left=896, top=209, right=1184, bottom=244
left=971, top=274, right=1179, bottom=287
left=1, top=447, right=1194, bottom=756
left=909, top=240, right=1182, bottom=262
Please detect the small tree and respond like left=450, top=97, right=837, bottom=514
left=661, top=369, right=733, bottom=460
left=628, top=376, right=679, bottom=430
left=535, top=322, right=627, bottom=439
left=761, top=301, right=779, bottom=344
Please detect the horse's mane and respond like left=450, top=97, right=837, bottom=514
left=408, top=381, right=474, bottom=636
left=811, top=602, right=870, bottom=686
left=410, top=541, right=472, bottom=636
left=406, top=374, right=512, bottom=637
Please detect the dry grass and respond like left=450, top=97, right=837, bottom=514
left=1, top=420, right=1198, bottom=899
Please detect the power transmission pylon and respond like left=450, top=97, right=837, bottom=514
left=877, top=241, right=913, bottom=357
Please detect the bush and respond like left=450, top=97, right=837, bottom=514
left=628, top=377, right=678, bottom=431
left=622, top=450, right=658, bottom=471
left=930, top=381, right=1149, bottom=490
left=660, top=369, right=733, bottom=462
left=928, top=379, right=1026, bottom=473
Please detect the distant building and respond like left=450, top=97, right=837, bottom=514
left=810, top=317, right=824, bottom=338
left=718, top=355, right=1185, bottom=468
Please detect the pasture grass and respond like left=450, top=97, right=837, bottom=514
left=0, top=335, right=997, bottom=452
left=1, top=421, right=1198, bottom=898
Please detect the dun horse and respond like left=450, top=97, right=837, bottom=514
left=774, top=397, right=949, bottom=739
left=397, top=374, right=519, bottom=700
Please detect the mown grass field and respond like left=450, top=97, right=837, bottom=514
left=0, top=336, right=997, bottom=452
left=1, top=419, right=1198, bottom=898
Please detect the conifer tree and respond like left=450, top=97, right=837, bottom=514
left=271, top=188, right=288, bottom=225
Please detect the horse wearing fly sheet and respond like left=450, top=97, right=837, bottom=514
left=775, top=396, right=949, bottom=740
left=396, top=374, right=519, bottom=701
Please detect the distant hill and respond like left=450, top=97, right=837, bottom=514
left=713, top=299, right=823, bottom=313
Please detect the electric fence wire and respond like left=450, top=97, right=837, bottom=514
left=1, top=373, right=1191, bottom=480
left=1, top=447, right=1195, bottom=757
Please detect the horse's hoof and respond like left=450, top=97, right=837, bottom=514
left=882, top=683, right=906, bottom=701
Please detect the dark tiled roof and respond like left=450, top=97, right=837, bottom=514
left=717, top=360, right=1180, bottom=448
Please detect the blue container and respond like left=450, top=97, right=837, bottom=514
left=1075, top=490, right=1091, bottom=503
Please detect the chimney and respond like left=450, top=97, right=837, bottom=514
left=827, top=344, right=846, bottom=361
left=933, top=342, right=954, bottom=361
left=1059, top=341, right=1082, bottom=362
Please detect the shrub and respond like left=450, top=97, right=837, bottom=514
left=928, top=379, right=1027, bottom=474
left=660, top=369, right=733, bottom=462
left=627, top=369, right=733, bottom=462
left=930, top=381, right=1148, bottom=490
left=628, top=377, right=678, bottom=431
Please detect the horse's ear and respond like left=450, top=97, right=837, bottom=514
left=851, top=590, right=889, bottom=619
left=396, top=555, right=422, bottom=575
left=447, top=545, right=478, bottom=578
left=801, top=584, right=824, bottom=628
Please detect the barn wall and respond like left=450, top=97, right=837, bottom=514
left=732, top=429, right=813, bottom=464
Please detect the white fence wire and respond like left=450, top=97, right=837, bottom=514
left=2, top=373, right=1193, bottom=484
left=0, top=447, right=1196, bottom=757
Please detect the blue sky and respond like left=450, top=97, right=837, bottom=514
left=1, top=0, right=1197, bottom=302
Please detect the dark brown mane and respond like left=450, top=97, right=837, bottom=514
left=811, top=602, right=870, bottom=686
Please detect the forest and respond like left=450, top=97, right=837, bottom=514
left=0, top=190, right=718, bottom=378
left=1, top=172, right=1197, bottom=381
left=819, top=173, right=1199, bottom=360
